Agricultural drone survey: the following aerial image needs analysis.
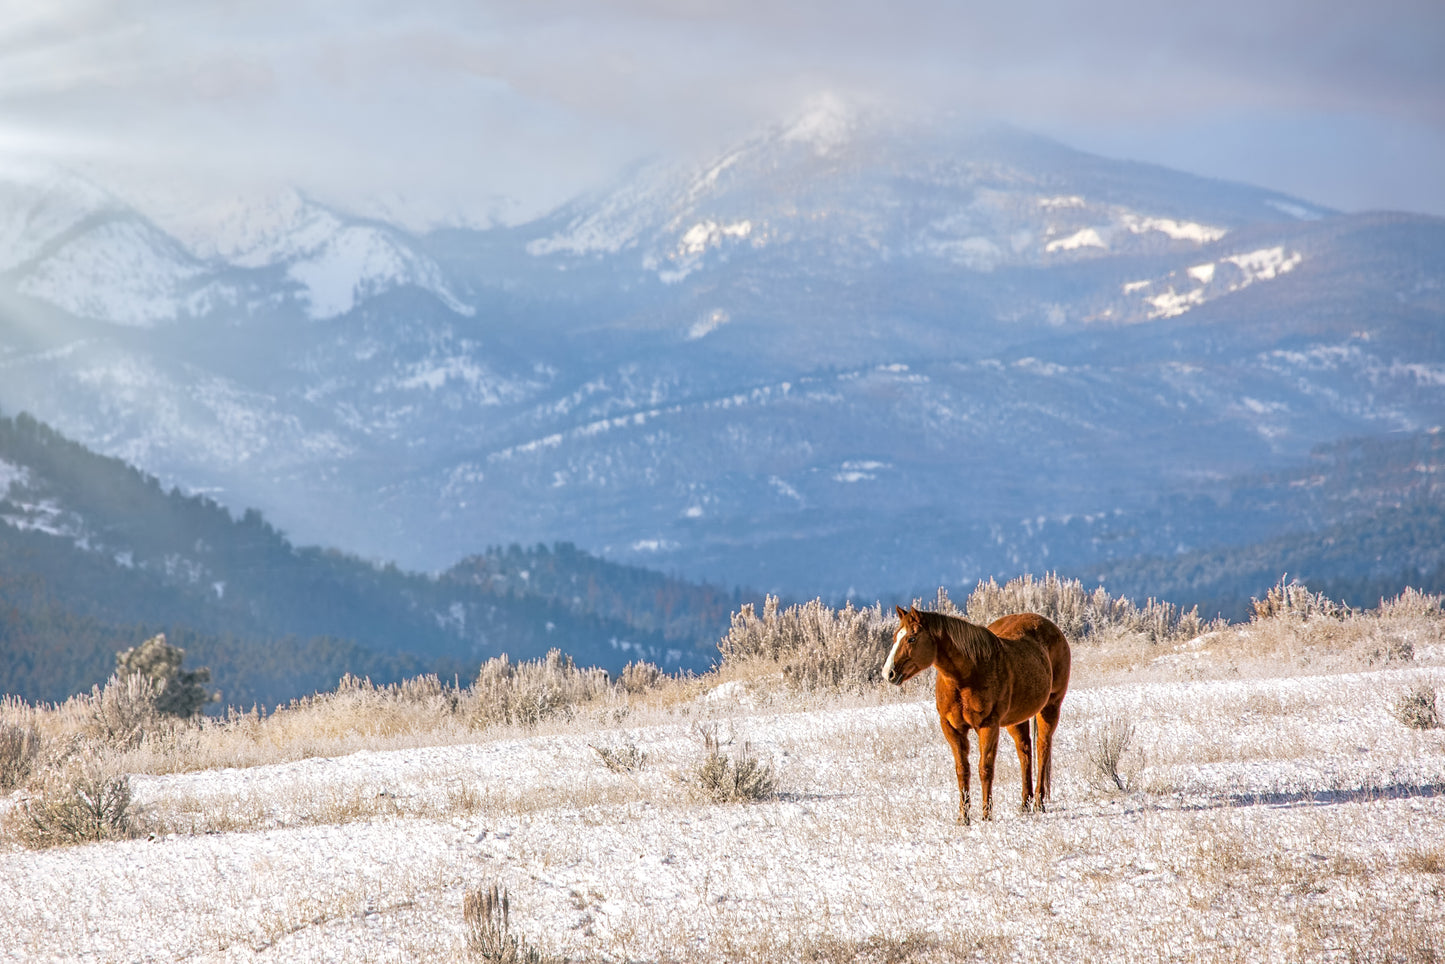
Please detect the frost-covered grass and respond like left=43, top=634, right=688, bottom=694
left=3, top=581, right=1444, bottom=962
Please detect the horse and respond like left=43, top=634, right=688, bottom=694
left=884, top=605, right=1071, bottom=825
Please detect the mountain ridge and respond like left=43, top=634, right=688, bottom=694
left=0, top=110, right=1440, bottom=600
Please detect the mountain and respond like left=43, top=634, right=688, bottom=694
left=0, top=411, right=728, bottom=706
left=0, top=102, right=1441, bottom=600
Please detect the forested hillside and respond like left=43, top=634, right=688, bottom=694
left=0, top=412, right=734, bottom=707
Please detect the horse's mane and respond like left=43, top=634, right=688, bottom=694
left=919, top=610, right=1000, bottom=664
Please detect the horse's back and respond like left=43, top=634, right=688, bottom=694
left=986, top=612, right=1071, bottom=698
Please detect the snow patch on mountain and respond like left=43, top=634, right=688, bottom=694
left=688, top=309, right=731, bottom=341
left=1046, top=227, right=1106, bottom=252
left=1123, top=215, right=1228, bottom=244
left=16, top=219, right=206, bottom=326
left=286, top=225, right=472, bottom=320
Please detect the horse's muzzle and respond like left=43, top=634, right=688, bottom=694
left=887, top=667, right=905, bottom=685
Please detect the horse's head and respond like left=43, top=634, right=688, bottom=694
left=884, top=605, right=936, bottom=685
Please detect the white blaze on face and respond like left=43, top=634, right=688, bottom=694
left=884, top=625, right=908, bottom=679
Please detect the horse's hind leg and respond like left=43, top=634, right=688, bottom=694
left=1007, top=721, right=1034, bottom=813
left=1034, top=701, right=1063, bottom=811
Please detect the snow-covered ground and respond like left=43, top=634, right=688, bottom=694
left=3, top=658, right=1443, bottom=963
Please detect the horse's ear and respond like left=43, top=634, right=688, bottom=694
left=909, top=605, right=921, bottom=617
left=895, top=605, right=908, bottom=619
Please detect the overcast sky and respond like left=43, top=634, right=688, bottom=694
left=2, top=0, right=1443, bottom=230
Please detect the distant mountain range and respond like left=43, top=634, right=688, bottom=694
left=1, top=100, right=1441, bottom=604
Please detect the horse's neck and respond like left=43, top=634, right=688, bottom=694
left=932, top=619, right=987, bottom=681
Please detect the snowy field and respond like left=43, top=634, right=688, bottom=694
left=4, top=647, right=1444, bottom=963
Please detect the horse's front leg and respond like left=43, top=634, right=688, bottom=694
left=977, top=725, right=1000, bottom=821
left=941, top=720, right=972, bottom=825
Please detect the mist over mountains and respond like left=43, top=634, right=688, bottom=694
left=1, top=102, right=1441, bottom=609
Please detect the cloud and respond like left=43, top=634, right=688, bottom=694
left=0, top=0, right=1441, bottom=224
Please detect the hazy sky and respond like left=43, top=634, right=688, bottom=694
left=2, top=0, right=1443, bottom=229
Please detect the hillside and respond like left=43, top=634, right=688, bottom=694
left=0, top=411, right=733, bottom=706
left=2, top=583, right=1442, bottom=962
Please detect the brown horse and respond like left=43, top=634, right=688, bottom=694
left=884, top=606, right=1070, bottom=824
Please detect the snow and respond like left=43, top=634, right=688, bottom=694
left=3, top=664, right=1443, bottom=962
left=1224, top=245, right=1303, bottom=281
left=16, top=219, right=203, bottom=327
left=1045, top=227, right=1106, bottom=252
left=677, top=220, right=752, bottom=256
left=1187, top=263, right=1216, bottom=284
left=687, top=309, right=731, bottom=341
left=1122, top=215, right=1228, bottom=244
left=286, top=226, right=472, bottom=320
left=1147, top=286, right=1207, bottom=319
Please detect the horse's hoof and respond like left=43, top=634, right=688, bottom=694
left=956, top=813, right=971, bottom=827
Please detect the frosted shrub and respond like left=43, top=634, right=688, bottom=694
left=590, top=737, right=647, bottom=775
left=966, top=572, right=1213, bottom=644
left=13, top=751, right=137, bottom=848
left=0, top=720, right=41, bottom=792
left=472, top=650, right=612, bottom=729
left=1392, top=686, right=1440, bottom=730
left=1379, top=587, right=1445, bottom=620
left=690, top=724, right=777, bottom=803
left=617, top=660, right=663, bottom=695
left=1088, top=716, right=1136, bottom=792
left=82, top=673, right=163, bottom=749
left=1251, top=577, right=1343, bottom=621
left=462, top=882, right=549, bottom=964
left=717, top=596, right=891, bottom=692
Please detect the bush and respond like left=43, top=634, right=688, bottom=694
left=965, top=573, right=1214, bottom=643
left=1251, top=577, right=1343, bottom=621
left=717, top=596, right=891, bottom=692
left=14, top=752, right=136, bottom=848
left=83, top=673, right=163, bottom=749
left=590, top=738, right=647, bottom=775
left=617, top=660, right=663, bottom=695
left=691, top=724, right=777, bottom=803
left=0, top=719, right=41, bottom=792
left=1088, top=716, right=1136, bottom=792
left=472, top=649, right=612, bottom=729
left=463, top=882, right=548, bottom=964
left=1393, top=686, right=1441, bottom=730
left=115, top=633, right=216, bottom=718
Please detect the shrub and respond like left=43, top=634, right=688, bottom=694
left=717, top=596, right=891, bottom=692
left=1392, top=686, right=1441, bottom=730
left=115, top=633, right=217, bottom=718
left=0, top=719, right=41, bottom=792
left=463, top=882, right=548, bottom=964
left=965, top=573, right=1214, bottom=643
left=590, top=738, right=647, bottom=775
left=83, top=673, right=163, bottom=749
left=617, top=660, right=663, bottom=695
left=472, top=649, right=612, bottom=729
left=691, top=724, right=777, bottom=803
left=1379, top=587, right=1445, bottom=620
left=1251, top=577, right=1343, bottom=621
left=14, top=752, right=136, bottom=848
left=1088, top=716, right=1136, bottom=792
